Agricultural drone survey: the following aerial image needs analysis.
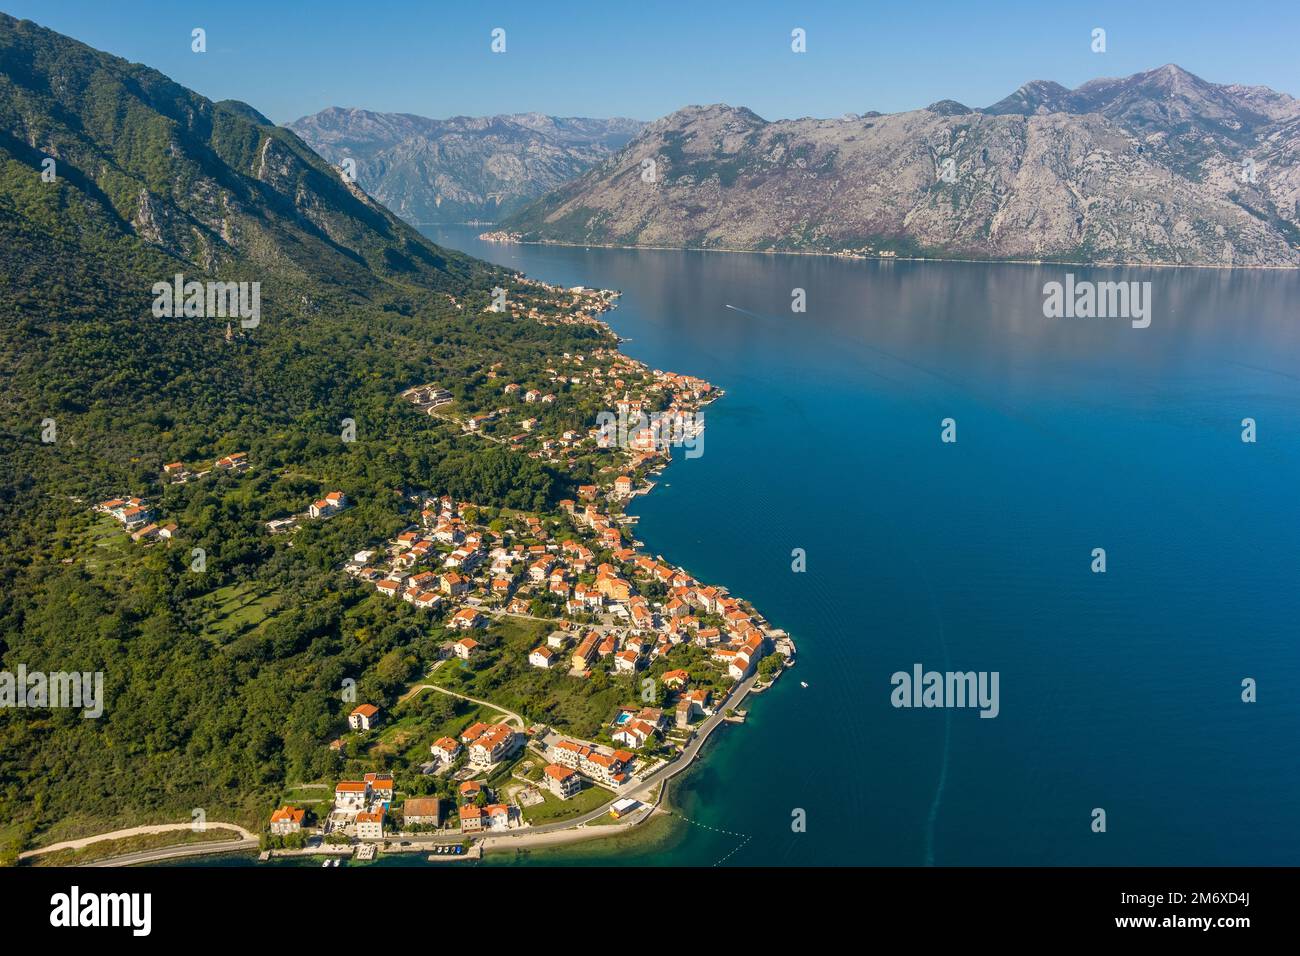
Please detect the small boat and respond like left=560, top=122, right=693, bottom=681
left=800, top=681, right=809, bottom=689
left=320, top=859, right=331, bottom=867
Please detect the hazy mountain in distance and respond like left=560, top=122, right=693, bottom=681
left=502, top=65, right=1300, bottom=266
left=287, top=108, right=645, bottom=224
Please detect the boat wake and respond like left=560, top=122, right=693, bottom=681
left=724, top=303, right=775, bottom=321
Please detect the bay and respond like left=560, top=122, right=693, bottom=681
left=422, top=227, right=1300, bottom=866
left=186, top=228, right=1300, bottom=866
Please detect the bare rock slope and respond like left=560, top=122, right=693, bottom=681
left=288, top=108, right=643, bottom=225
left=503, top=66, right=1300, bottom=266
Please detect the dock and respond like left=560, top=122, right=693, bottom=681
left=426, top=843, right=481, bottom=862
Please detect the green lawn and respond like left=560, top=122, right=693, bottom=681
left=519, top=782, right=612, bottom=826
left=430, top=616, right=634, bottom=739
left=278, top=785, right=333, bottom=806
left=366, top=693, right=494, bottom=768
left=517, top=758, right=546, bottom=782
left=80, top=516, right=134, bottom=574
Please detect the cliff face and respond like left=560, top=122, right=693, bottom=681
left=0, top=13, right=490, bottom=295
left=503, top=66, right=1300, bottom=266
left=287, top=108, right=644, bottom=225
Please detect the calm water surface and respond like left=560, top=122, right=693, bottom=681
left=197, top=229, right=1300, bottom=866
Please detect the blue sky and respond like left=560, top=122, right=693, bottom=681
left=7, top=1, right=1300, bottom=124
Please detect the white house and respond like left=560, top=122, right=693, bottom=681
left=355, top=808, right=385, bottom=840
left=269, top=806, right=305, bottom=835
left=334, top=781, right=369, bottom=811
left=412, top=591, right=443, bottom=610
left=468, top=725, right=519, bottom=768
left=544, top=764, right=581, bottom=800
left=364, top=772, right=394, bottom=801
left=431, top=736, right=461, bottom=763
left=348, top=703, right=380, bottom=731
left=309, top=491, right=347, bottom=519
left=449, top=608, right=483, bottom=630
left=612, top=719, right=657, bottom=749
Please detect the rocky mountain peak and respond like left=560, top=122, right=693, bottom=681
left=503, top=64, right=1300, bottom=267
left=925, top=99, right=973, bottom=116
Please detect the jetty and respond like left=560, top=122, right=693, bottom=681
left=427, top=843, right=481, bottom=862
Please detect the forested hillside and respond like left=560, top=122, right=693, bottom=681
left=0, top=13, right=609, bottom=858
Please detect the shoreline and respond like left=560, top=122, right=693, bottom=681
left=50, top=270, right=776, bottom=869
left=91, top=683, right=743, bottom=867
left=78, top=636, right=765, bottom=866
left=478, top=232, right=1300, bottom=271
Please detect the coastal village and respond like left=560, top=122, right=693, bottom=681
left=80, top=276, right=794, bottom=865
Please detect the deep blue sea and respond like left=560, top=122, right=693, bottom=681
left=419, top=228, right=1300, bottom=867
left=192, top=228, right=1300, bottom=867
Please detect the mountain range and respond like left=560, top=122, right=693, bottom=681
left=0, top=18, right=502, bottom=302
left=286, top=108, right=643, bottom=224
left=500, top=65, right=1300, bottom=266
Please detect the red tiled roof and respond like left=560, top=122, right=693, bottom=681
left=270, top=806, right=305, bottom=824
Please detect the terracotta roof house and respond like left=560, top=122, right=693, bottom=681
left=348, top=703, right=380, bottom=731
left=544, top=764, right=581, bottom=799
left=403, top=798, right=442, bottom=826
left=269, top=806, right=305, bottom=834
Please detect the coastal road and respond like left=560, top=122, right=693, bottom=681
left=19, top=822, right=257, bottom=861
left=484, top=670, right=760, bottom=840
left=71, top=672, right=758, bottom=864
left=85, top=837, right=260, bottom=867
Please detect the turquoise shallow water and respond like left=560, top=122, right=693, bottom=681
left=190, top=229, right=1300, bottom=866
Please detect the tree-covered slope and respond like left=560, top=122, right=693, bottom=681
left=0, top=12, right=491, bottom=291
left=0, top=13, right=610, bottom=856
